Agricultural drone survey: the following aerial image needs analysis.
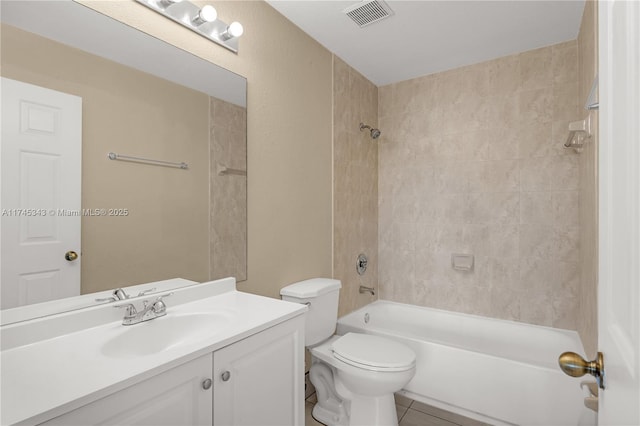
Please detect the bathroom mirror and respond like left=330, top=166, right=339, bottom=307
left=0, top=1, right=247, bottom=321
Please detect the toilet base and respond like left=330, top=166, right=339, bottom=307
left=309, top=347, right=401, bottom=426
left=348, top=394, right=398, bottom=426
left=312, top=402, right=347, bottom=426
left=311, top=394, right=399, bottom=426
left=309, top=335, right=414, bottom=426
left=309, top=360, right=349, bottom=426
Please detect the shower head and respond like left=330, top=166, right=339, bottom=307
left=360, top=123, right=381, bottom=139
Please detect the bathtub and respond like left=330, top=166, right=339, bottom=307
left=336, top=301, right=596, bottom=426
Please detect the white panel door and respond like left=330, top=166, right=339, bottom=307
left=213, top=317, right=305, bottom=426
left=1, top=78, right=82, bottom=309
left=598, top=0, right=640, bottom=423
left=42, top=354, right=213, bottom=425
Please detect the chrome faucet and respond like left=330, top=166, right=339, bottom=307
left=95, top=287, right=157, bottom=303
left=113, top=288, right=130, bottom=300
left=359, top=285, right=375, bottom=296
left=96, top=288, right=129, bottom=303
left=115, top=293, right=173, bottom=325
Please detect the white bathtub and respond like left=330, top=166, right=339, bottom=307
left=337, top=301, right=596, bottom=426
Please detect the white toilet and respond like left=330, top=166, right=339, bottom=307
left=280, top=278, right=416, bottom=426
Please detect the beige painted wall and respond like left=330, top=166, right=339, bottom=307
left=1, top=24, right=210, bottom=294
left=577, top=0, right=599, bottom=357
left=333, top=57, right=378, bottom=318
left=78, top=1, right=333, bottom=298
left=378, top=42, right=582, bottom=329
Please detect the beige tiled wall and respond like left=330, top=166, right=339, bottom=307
left=577, top=0, right=599, bottom=357
left=378, top=42, right=582, bottom=328
left=333, top=57, right=379, bottom=318
left=210, top=97, right=247, bottom=282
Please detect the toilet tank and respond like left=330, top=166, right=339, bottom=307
left=280, top=278, right=341, bottom=346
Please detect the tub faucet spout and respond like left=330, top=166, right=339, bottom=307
left=359, top=285, right=375, bottom=296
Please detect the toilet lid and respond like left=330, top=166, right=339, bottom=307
left=331, top=333, right=416, bottom=372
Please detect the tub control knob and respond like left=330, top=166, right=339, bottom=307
left=202, top=378, right=212, bottom=390
left=221, top=371, right=231, bottom=382
left=356, top=253, right=368, bottom=275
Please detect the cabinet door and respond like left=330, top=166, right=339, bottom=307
left=213, top=316, right=305, bottom=426
left=43, top=354, right=213, bottom=425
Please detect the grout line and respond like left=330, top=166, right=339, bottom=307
left=416, top=408, right=467, bottom=426
left=310, top=393, right=465, bottom=426
left=402, top=399, right=466, bottom=426
left=398, top=400, right=412, bottom=424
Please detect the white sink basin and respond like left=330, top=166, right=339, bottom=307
left=102, top=313, right=231, bottom=358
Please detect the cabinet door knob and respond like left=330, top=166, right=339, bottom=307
left=202, top=378, right=212, bottom=390
left=221, top=371, right=231, bottom=382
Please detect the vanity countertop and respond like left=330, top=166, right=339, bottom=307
left=0, top=278, right=306, bottom=425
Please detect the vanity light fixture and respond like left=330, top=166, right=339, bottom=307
left=135, top=0, right=243, bottom=53
left=191, top=5, right=217, bottom=26
left=220, top=22, right=244, bottom=41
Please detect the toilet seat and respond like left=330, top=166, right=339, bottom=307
left=331, top=333, right=416, bottom=372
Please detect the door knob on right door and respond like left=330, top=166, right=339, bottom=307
left=65, top=251, right=79, bottom=261
left=558, top=351, right=605, bottom=389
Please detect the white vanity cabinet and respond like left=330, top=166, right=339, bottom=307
left=213, top=315, right=304, bottom=426
left=1, top=280, right=308, bottom=426
left=39, top=316, right=304, bottom=426
left=42, top=354, right=214, bottom=426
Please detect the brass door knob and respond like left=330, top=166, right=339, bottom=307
left=558, top=351, right=605, bottom=389
left=65, top=251, right=79, bottom=261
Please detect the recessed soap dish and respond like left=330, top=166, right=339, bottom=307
left=564, top=115, right=592, bottom=153
left=451, top=253, right=474, bottom=272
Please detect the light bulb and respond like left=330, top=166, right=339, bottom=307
left=221, top=21, right=243, bottom=40
left=192, top=5, right=217, bottom=25
left=227, top=22, right=243, bottom=38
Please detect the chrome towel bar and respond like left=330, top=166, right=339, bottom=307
left=108, top=152, right=188, bottom=169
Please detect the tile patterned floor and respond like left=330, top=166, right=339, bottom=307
left=305, top=393, right=491, bottom=426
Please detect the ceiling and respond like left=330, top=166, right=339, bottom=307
left=266, top=0, right=586, bottom=86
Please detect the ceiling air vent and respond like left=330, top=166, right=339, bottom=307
left=343, top=0, right=394, bottom=28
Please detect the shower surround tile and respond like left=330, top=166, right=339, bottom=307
left=333, top=56, right=379, bottom=318
left=576, top=0, right=599, bottom=357
left=378, top=41, right=581, bottom=329
left=210, top=97, right=247, bottom=281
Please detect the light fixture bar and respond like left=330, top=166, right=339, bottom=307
left=135, top=0, right=242, bottom=53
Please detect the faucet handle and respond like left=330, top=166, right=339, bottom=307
left=113, top=288, right=130, bottom=300
left=137, top=287, right=157, bottom=297
left=95, top=296, right=117, bottom=303
left=152, top=292, right=174, bottom=314
left=155, top=292, right=174, bottom=302
left=114, top=303, right=137, bottom=317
